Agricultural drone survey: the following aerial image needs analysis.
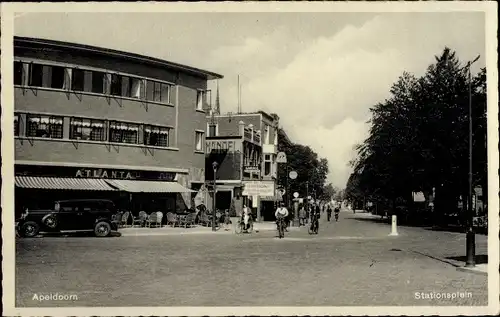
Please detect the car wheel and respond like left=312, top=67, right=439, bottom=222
left=42, top=214, right=58, bottom=229
left=20, top=221, right=40, bottom=238
left=94, top=221, right=111, bottom=237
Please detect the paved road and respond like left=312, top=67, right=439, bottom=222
left=15, top=210, right=488, bottom=307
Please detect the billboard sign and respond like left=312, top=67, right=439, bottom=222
left=242, top=181, right=275, bottom=197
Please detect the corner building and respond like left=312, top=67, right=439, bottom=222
left=204, top=111, right=280, bottom=221
left=13, top=36, right=223, bottom=218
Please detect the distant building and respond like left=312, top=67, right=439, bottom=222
left=204, top=111, right=280, bottom=221
left=13, top=36, right=222, bottom=218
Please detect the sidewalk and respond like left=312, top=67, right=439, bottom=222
left=119, top=221, right=298, bottom=236
left=346, top=211, right=489, bottom=275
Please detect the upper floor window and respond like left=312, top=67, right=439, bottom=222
left=121, top=76, right=144, bottom=99
left=26, top=114, right=63, bottom=139
left=92, top=71, right=106, bottom=94
left=29, top=63, right=44, bottom=87
left=146, top=80, right=171, bottom=103
left=208, top=124, right=217, bottom=137
left=14, top=61, right=26, bottom=86
left=110, top=73, right=123, bottom=96
left=265, top=125, right=270, bottom=144
left=195, top=131, right=204, bottom=151
left=196, top=90, right=210, bottom=111
left=71, top=69, right=86, bottom=92
left=264, top=154, right=272, bottom=176
left=14, top=114, right=19, bottom=136
left=144, top=125, right=170, bottom=147
left=70, top=117, right=106, bottom=141
left=109, top=121, right=139, bottom=144
left=50, top=65, right=68, bottom=89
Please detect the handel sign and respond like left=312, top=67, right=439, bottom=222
left=206, top=140, right=239, bottom=153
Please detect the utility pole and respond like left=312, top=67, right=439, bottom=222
left=464, top=55, right=480, bottom=267
left=212, top=161, right=218, bottom=232
left=285, top=163, right=289, bottom=208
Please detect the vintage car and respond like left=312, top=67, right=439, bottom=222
left=17, top=199, right=120, bottom=238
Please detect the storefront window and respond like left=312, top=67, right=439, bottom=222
left=109, top=121, right=139, bottom=144
left=70, top=117, right=105, bottom=141
left=26, top=114, right=63, bottom=139
left=144, top=125, right=170, bottom=147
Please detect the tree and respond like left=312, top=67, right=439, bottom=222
left=321, top=183, right=336, bottom=201
left=277, top=128, right=329, bottom=204
left=348, top=47, right=487, bottom=222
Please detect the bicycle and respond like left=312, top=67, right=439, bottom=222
left=235, top=216, right=254, bottom=234
left=276, top=216, right=285, bottom=239
left=308, top=214, right=319, bottom=235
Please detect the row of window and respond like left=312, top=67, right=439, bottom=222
left=14, top=113, right=205, bottom=151
left=208, top=123, right=275, bottom=145
left=14, top=61, right=211, bottom=110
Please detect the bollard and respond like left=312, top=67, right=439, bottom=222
left=389, top=215, right=398, bottom=236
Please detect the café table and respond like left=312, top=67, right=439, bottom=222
left=175, top=212, right=190, bottom=224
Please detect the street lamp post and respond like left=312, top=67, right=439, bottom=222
left=212, top=161, right=218, bottom=232
left=463, top=55, right=480, bottom=267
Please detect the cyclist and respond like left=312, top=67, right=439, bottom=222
left=334, top=204, right=340, bottom=221
left=275, top=202, right=289, bottom=231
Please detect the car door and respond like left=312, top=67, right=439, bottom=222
left=56, top=204, right=80, bottom=231
left=75, top=203, right=96, bottom=231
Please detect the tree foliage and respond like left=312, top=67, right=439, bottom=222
left=277, top=128, right=329, bottom=204
left=346, top=47, right=487, bottom=217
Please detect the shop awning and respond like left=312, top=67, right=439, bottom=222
left=15, top=176, right=117, bottom=191
left=105, top=180, right=195, bottom=193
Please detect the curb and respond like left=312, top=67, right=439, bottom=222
left=120, top=230, right=232, bottom=237
left=456, top=265, right=488, bottom=276
left=410, top=250, right=488, bottom=276
left=119, top=225, right=298, bottom=237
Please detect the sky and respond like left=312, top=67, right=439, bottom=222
left=13, top=11, right=486, bottom=188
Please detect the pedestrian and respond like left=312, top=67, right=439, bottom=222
left=242, top=204, right=251, bottom=231
left=298, top=204, right=306, bottom=226
left=327, top=205, right=332, bottom=221
left=223, top=209, right=231, bottom=231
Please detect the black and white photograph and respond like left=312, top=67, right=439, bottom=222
left=1, top=2, right=498, bottom=316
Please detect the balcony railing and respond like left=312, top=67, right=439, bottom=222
left=244, top=128, right=252, bottom=140
left=243, top=127, right=261, bottom=145
left=253, top=131, right=261, bottom=144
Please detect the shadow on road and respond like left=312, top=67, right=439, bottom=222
left=347, top=216, right=487, bottom=235
left=446, top=254, right=488, bottom=265
left=25, top=231, right=123, bottom=238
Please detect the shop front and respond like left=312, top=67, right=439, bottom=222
left=14, top=164, right=194, bottom=219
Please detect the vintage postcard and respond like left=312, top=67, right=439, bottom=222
left=1, top=1, right=498, bottom=316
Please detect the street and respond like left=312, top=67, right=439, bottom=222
left=16, top=210, right=488, bottom=307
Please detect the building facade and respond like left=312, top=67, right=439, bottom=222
left=13, top=36, right=222, bottom=218
left=204, top=111, right=280, bottom=221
